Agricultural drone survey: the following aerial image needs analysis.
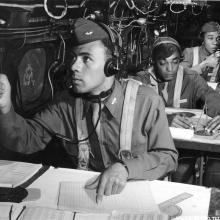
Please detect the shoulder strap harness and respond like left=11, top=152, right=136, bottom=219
left=193, top=46, right=199, bottom=67
left=173, top=65, right=184, bottom=107
left=75, top=79, right=142, bottom=170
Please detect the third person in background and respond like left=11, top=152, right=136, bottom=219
left=181, top=21, right=220, bottom=83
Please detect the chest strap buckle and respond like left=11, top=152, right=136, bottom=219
left=118, top=150, right=132, bottom=160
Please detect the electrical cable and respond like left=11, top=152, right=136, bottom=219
left=0, top=2, right=79, bottom=10
left=120, top=20, right=138, bottom=29
left=125, top=0, right=157, bottom=15
left=0, top=25, right=52, bottom=31
left=0, top=24, right=67, bottom=41
left=0, top=23, right=65, bottom=39
left=124, top=0, right=135, bottom=10
left=133, top=4, right=157, bottom=15
left=32, top=98, right=102, bottom=145
left=169, top=2, right=185, bottom=14
left=57, top=33, right=66, bottom=66
left=47, top=62, right=55, bottom=100
left=47, top=33, right=66, bottom=100
left=113, top=0, right=122, bottom=17
left=57, top=100, right=102, bottom=144
left=191, top=4, right=204, bottom=16
left=44, top=0, right=68, bottom=20
left=195, top=101, right=207, bottom=132
left=17, top=32, right=27, bottom=50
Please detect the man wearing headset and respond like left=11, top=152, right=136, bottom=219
left=181, top=21, right=220, bottom=82
left=0, top=18, right=177, bottom=202
left=135, top=36, right=220, bottom=185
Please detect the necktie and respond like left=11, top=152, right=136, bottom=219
left=161, top=82, right=168, bottom=103
left=92, top=102, right=101, bottom=140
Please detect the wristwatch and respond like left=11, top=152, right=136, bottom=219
left=118, top=160, right=129, bottom=177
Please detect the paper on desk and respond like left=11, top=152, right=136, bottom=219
left=18, top=206, right=74, bottom=220
left=0, top=203, right=27, bottom=220
left=149, top=180, right=211, bottom=218
left=0, top=160, right=43, bottom=187
left=74, top=213, right=110, bottom=220
left=74, top=211, right=169, bottom=220
left=169, top=127, right=194, bottom=140
left=57, top=181, right=160, bottom=213
left=0, top=203, right=12, bottom=219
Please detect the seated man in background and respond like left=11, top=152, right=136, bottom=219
left=181, top=21, right=220, bottom=83
left=0, top=18, right=177, bottom=202
left=135, top=36, right=220, bottom=186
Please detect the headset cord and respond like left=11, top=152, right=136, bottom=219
left=149, top=72, right=164, bottom=83
left=56, top=99, right=102, bottom=144
left=32, top=99, right=102, bottom=145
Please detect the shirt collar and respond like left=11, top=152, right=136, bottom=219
left=201, top=44, right=211, bottom=56
left=82, top=80, right=124, bottom=119
left=104, top=80, right=124, bottom=119
left=148, top=67, right=157, bottom=87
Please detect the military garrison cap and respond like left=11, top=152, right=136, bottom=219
left=201, top=21, right=220, bottom=33
left=71, top=18, right=109, bottom=46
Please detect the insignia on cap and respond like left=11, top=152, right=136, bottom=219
left=111, top=97, right=117, bottom=105
left=85, top=31, right=93, bottom=35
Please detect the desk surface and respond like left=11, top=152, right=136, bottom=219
left=22, top=167, right=211, bottom=219
left=166, top=107, right=220, bottom=187
left=166, top=108, right=220, bottom=152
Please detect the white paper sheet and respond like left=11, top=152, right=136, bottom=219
left=57, top=181, right=159, bottom=213
left=18, top=206, right=74, bottom=220
left=169, top=127, right=194, bottom=140
left=75, top=211, right=169, bottom=220
left=0, top=203, right=12, bottom=219
left=0, top=160, right=42, bottom=187
left=150, top=180, right=211, bottom=218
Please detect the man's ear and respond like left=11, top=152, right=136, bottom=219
left=149, top=57, right=155, bottom=66
left=199, top=32, right=205, bottom=41
left=179, top=54, right=184, bottom=62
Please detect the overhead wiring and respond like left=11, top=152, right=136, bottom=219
left=44, top=0, right=68, bottom=20
left=169, top=2, right=185, bottom=14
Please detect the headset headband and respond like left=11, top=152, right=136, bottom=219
left=99, top=23, right=116, bottom=45
left=153, top=39, right=181, bottom=51
left=98, top=22, right=122, bottom=58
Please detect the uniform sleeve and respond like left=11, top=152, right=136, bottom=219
left=181, top=47, right=203, bottom=74
left=192, top=73, right=220, bottom=117
left=123, top=94, right=178, bottom=180
left=0, top=100, right=71, bottom=154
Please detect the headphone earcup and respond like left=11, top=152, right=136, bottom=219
left=104, top=58, right=118, bottom=77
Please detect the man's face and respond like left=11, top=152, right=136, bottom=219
left=69, top=40, right=111, bottom=95
left=155, top=51, right=180, bottom=82
left=203, top=31, right=219, bottom=53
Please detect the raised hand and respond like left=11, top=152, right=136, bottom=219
left=205, top=115, right=220, bottom=134
left=0, top=74, right=12, bottom=114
